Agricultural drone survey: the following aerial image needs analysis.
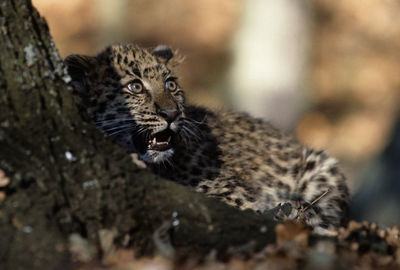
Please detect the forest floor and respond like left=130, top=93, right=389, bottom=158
left=69, top=220, right=400, bottom=270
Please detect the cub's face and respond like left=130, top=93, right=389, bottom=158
left=65, top=44, right=188, bottom=163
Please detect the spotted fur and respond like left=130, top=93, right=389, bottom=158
left=65, top=43, right=349, bottom=233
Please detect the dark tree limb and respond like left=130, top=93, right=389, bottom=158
left=0, top=1, right=277, bottom=269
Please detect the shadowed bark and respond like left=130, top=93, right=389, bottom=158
left=0, top=1, right=277, bottom=269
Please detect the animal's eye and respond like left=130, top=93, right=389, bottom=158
left=165, top=78, right=178, bottom=92
left=127, top=79, right=144, bottom=94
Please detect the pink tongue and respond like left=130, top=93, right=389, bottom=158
left=148, top=136, right=170, bottom=151
left=150, top=141, right=169, bottom=151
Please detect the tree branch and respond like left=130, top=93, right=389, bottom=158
left=0, top=1, right=277, bottom=269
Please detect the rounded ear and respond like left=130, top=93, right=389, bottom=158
left=151, top=45, right=184, bottom=67
left=152, top=45, right=173, bottom=61
left=64, top=54, right=96, bottom=94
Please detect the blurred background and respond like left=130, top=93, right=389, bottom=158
left=32, top=0, right=400, bottom=226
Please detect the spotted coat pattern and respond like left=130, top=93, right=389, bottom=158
left=65, top=43, right=349, bottom=233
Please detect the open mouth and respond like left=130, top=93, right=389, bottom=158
left=147, top=129, right=175, bottom=151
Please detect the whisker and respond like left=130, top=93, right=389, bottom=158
left=179, top=128, right=191, bottom=147
left=94, top=112, right=150, bottom=125
left=100, top=123, right=136, bottom=132
left=182, top=126, right=201, bottom=142
left=95, top=118, right=136, bottom=126
left=134, top=127, right=149, bottom=137
left=182, top=118, right=205, bottom=137
left=108, top=126, right=140, bottom=137
left=184, top=121, right=202, bottom=136
left=183, top=118, right=205, bottom=126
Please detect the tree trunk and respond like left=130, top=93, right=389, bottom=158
left=0, top=1, right=277, bottom=269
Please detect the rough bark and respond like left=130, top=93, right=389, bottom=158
left=0, top=1, right=277, bottom=269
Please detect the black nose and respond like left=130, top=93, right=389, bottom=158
left=157, top=108, right=180, bottom=123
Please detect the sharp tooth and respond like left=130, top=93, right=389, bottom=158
left=167, top=136, right=171, bottom=143
left=153, top=137, right=157, bottom=144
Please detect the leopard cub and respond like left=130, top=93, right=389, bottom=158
left=65, top=43, right=349, bottom=233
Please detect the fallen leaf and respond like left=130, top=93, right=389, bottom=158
left=0, top=169, right=10, bottom=187
left=275, top=220, right=311, bottom=248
